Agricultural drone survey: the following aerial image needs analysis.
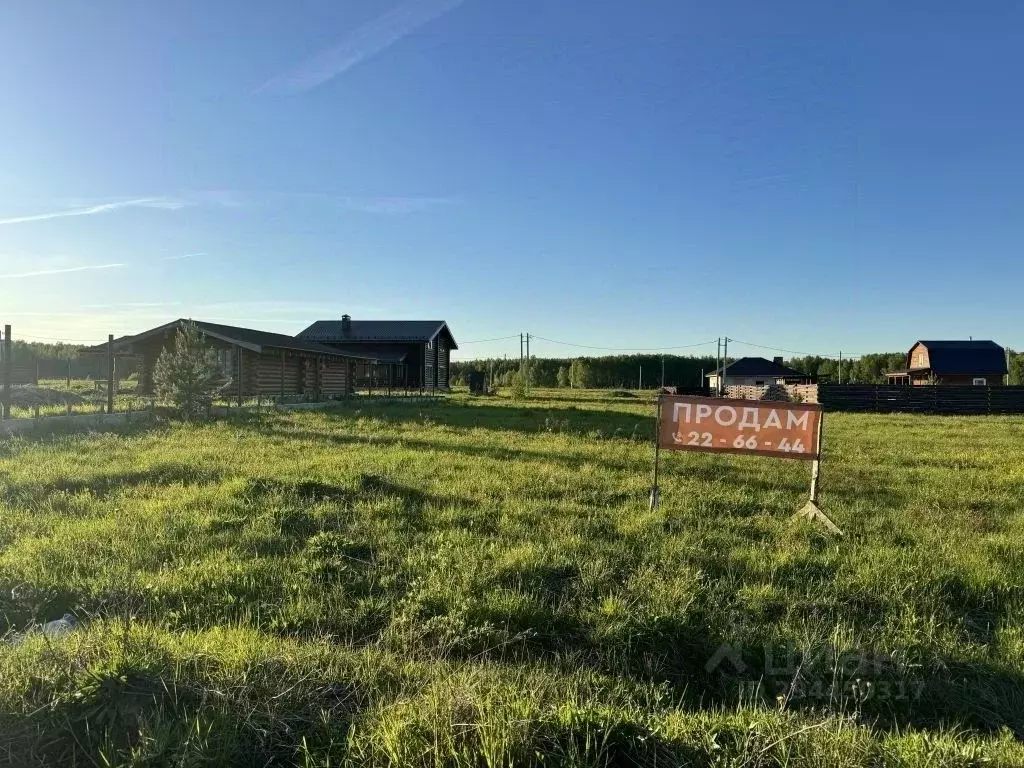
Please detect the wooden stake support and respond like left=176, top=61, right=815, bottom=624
left=794, top=414, right=842, bottom=535
left=649, top=393, right=663, bottom=511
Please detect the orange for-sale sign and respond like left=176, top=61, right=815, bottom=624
left=658, top=395, right=821, bottom=460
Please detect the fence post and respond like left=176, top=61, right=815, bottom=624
left=107, top=334, right=115, bottom=414
left=64, top=357, right=71, bottom=414
left=2, top=324, right=11, bottom=420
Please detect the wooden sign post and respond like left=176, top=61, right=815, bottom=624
left=651, top=394, right=841, bottom=534
left=794, top=414, right=840, bottom=533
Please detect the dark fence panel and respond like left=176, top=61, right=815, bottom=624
left=819, top=385, right=1024, bottom=415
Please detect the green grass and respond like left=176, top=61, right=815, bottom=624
left=1, top=389, right=1023, bottom=765
left=5, top=379, right=146, bottom=420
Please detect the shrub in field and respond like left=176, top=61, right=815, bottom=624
left=153, top=322, right=224, bottom=420
left=556, top=365, right=570, bottom=388
left=509, top=372, right=528, bottom=399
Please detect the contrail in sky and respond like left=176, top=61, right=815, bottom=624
left=260, top=0, right=467, bottom=93
left=0, top=263, right=126, bottom=279
left=0, top=198, right=185, bottom=226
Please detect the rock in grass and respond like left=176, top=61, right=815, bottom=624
left=7, top=613, right=79, bottom=646
left=41, top=613, right=78, bottom=638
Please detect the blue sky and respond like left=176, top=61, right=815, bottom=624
left=1, top=1, right=1022, bottom=361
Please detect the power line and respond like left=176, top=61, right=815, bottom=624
left=458, top=334, right=522, bottom=344
left=727, top=337, right=867, bottom=360
left=530, top=335, right=719, bottom=352
left=13, top=333, right=107, bottom=344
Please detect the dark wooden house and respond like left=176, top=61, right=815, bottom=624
left=97, top=319, right=375, bottom=399
left=886, top=340, right=1008, bottom=386
left=297, top=315, right=459, bottom=392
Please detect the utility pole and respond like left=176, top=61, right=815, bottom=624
left=639, top=365, right=643, bottom=391
left=520, top=333, right=524, bottom=379
left=525, top=333, right=531, bottom=393
left=838, top=351, right=843, bottom=384
left=716, top=338, right=722, bottom=396
left=722, top=337, right=729, bottom=395
left=660, top=354, right=665, bottom=390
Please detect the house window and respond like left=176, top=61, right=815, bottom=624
left=973, top=377, right=987, bottom=386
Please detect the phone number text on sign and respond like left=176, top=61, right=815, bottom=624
left=657, top=395, right=821, bottom=460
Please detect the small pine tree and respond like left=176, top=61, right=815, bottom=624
left=509, top=371, right=528, bottom=399
left=556, top=366, right=570, bottom=388
left=153, top=322, right=225, bottom=420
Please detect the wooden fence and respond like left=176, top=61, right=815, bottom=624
left=818, top=385, right=1024, bottom=414
left=716, top=384, right=1024, bottom=414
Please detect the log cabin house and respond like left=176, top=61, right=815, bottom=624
left=885, top=340, right=1008, bottom=386
left=297, top=315, right=458, bottom=392
left=98, top=319, right=378, bottom=400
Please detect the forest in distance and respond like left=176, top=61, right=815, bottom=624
left=451, top=350, right=1024, bottom=389
left=7, top=340, right=1024, bottom=389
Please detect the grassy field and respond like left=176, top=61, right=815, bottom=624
left=3, top=379, right=147, bottom=421
left=1, top=389, right=1023, bottom=765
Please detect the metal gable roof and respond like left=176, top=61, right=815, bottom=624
left=298, top=320, right=458, bottom=348
left=189, top=321, right=363, bottom=356
left=87, top=319, right=376, bottom=360
left=706, top=356, right=807, bottom=379
left=914, top=340, right=1007, bottom=374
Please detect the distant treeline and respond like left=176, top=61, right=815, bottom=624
left=452, top=354, right=718, bottom=389
left=787, top=353, right=906, bottom=384
left=453, top=350, right=1024, bottom=388
left=8, top=338, right=1024, bottom=387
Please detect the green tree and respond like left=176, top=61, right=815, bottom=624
left=569, top=359, right=591, bottom=389
left=153, top=322, right=224, bottom=420
left=1009, top=350, right=1024, bottom=385
left=508, top=371, right=527, bottom=399
left=556, top=366, right=570, bottom=388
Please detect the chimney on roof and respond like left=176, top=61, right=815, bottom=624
left=774, top=356, right=784, bottom=365
left=341, top=314, right=351, bottom=337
